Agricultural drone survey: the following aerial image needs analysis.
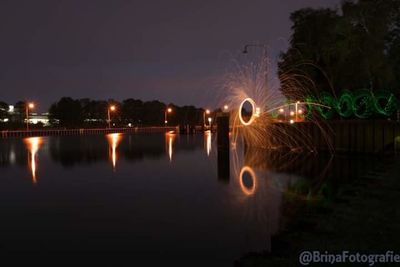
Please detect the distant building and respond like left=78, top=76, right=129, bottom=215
left=26, top=113, right=50, bottom=126
left=2, top=106, right=51, bottom=126
left=6, top=105, right=20, bottom=123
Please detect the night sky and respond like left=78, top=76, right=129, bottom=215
left=0, top=0, right=340, bottom=111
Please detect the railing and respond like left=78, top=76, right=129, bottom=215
left=271, top=120, right=400, bottom=154
left=0, top=126, right=179, bottom=138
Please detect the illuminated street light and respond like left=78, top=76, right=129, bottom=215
left=223, top=105, right=229, bottom=111
left=290, top=111, right=295, bottom=116
left=25, top=101, right=35, bottom=131
left=208, top=117, right=212, bottom=127
left=108, top=105, right=116, bottom=128
left=165, top=107, right=172, bottom=126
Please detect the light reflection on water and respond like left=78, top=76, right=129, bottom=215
left=106, top=133, right=122, bottom=171
left=165, top=131, right=176, bottom=162
left=239, top=166, right=257, bottom=196
left=23, top=136, right=43, bottom=184
left=0, top=133, right=377, bottom=265
left=204, top=130, right=212, bottom=156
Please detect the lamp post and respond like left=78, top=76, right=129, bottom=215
left=108, top=105, right=116, bottom=128
left=295, top=101, right=299, bottom=122
left=25, top=102, right=34, bottom=131
left=242, top=44, right=268, bottom=88
left=242, top=44, right=268, bottom=54
left=203, top=109, right=210, bottom=128
left=279, top=108, right=285, bottom=121
left=164, top=107, right=172, bottom=126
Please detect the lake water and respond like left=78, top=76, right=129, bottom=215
left=0, top=133, right=375, bottom=266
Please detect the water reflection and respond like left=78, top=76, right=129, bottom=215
left=217, top=146, right=230, bottom=182
left=165, top=132, right=176, bottom=162
left=49, top=136, right=108, bottom=166
left=0, top=140, right=25, bottom=167
left=0, top=133, right=385, bottom=265
left=46, top=134, right=200, bottom=167
left=106, top=133, right=122, bottom=170
left=23, top=137, right=43, bottom=184
left=239, top=166, right=257, bottom=196
left=9, top=148, right=16, bottom=165
left=204, top=130, right=212, bottom=156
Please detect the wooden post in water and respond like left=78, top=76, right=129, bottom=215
left=217, top=113, right=230, bottom=150
left=217, top=113, right=230, bottom=182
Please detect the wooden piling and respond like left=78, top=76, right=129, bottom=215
left=217, top=114, right=230, bottom=150
left=216, top=113, right=230, bottom=182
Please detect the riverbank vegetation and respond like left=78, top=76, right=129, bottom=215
left=0, top=97, right=210, bottom=129
left=279, top=0, right=400, bottom=100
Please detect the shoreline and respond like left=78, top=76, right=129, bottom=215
left=0, top=126, right=180, bottom=138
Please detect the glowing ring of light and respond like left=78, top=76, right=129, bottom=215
left=336, top=90, right=354, bottom=118
left=239, top=166, right=257, bottom=196
left=352, top=89, right=374, bottom=119
left=317, top=92, right=336, bottom=120
left=374, top=91, right=398, bottom=116
left=238, top=98, right=257, bottom=126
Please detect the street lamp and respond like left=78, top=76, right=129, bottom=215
left=242, top=43, right=268, bottom=88
left=203, top=109, right=210, bottom=128
left=295, top=101, right=300, bottom=121
left=208, top=117, right=212, bottom=128
left=165, top=107, right=172, bottom=126
left=25, top=102, right=35, bottom=131
left=108, top=105, right=116, bottom=128
left=223, top=105, right=229, bottom=111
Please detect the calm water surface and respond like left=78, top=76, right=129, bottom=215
left=0, top=133, right=372, bottom=266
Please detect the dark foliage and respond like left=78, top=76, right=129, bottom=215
left=279, top=0, right=400, bottom=99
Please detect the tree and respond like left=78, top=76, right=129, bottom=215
left=0, top=101, right=8, bottom=119
left=81, top=100, right=108, bottom=123
left=49, top=97, right=83, bottom=127
left=279, top=0, right=400, bottom=100
left=13, top=101, right=28, bottom=123
left=46, top=97, right=206, bottom=127
left=142, top=100, right=165, bottom=125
